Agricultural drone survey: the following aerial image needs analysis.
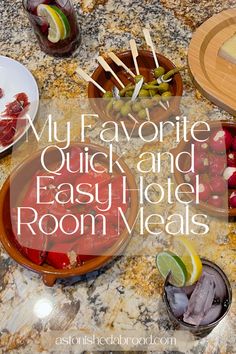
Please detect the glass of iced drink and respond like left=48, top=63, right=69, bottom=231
left=22, top=0, right=81, bottom=57
left=163, top=259, right=232, bottom=337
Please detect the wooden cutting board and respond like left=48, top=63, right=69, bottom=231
left=188, top=9, right=236, bottom=115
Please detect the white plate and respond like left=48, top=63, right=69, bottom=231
left=0, top=55, right=39, bottom=154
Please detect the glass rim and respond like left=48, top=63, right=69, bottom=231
left=22, top=0, right=73, bottom=12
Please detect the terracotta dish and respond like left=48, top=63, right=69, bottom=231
left=0, top=143, right=139, bottom=286
left=173, top=121, right=236, bottom=217
left=88, top=50, right=183, bottom=136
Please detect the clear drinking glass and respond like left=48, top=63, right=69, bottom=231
left=23, top=0, right=81, bottom=57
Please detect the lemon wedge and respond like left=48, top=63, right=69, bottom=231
left=37, top=4, right=64, bottom=43
left=174, top=236, right=203, bottom=286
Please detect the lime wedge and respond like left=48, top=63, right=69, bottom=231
left=50, top=5, right=71, bottom=40
left=156, top=251, right=187, bottom=287
left=37, top=4, right=64, bottom=43
left=173, top=236, right=202, bottom=286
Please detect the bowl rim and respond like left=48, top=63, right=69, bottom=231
left=88, top=49, right=183, bottom=130
left=0, top=142, right=139, bottom=283
left=172, top=120, right=236, bottom=217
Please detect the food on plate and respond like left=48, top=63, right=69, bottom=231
left=195, top=141, right=208, bottom=152
left=194, top=153, right=209, bottom=173
left=183, top=127, right=236, bottom=210
left=208, top=195, right=224, bottom=208
left=184, top=171, right=197, bottom=183
left=209, top=155, right=226, bottom=176
left=223, top=167, right=236, bottom=188
left=47, top=251, right=72, bottom=269
left=0, top=92, right=30, bottom=147
left=219, top=33, right=236, bottom=65
left=197, top=181, right=211, bottom=202
left=0, top=88, right=3, bottom=99
left=77, top=32, right=184, bottom=125
left=229, top=191, right=236, bottom=208
left=232, top=136, right=236, bottom=151
left=154, top=66, right=165, bottom=78
left=2, top=93, right=30, bottom=118
left=11, top=146, right=130, bottom=269
left=209, top=129, right=232, bottom=153
left=102, top=66, right=184, bottom=121
left=209, top=177, right=227, bottom=195
left=227, top=151, right=236, bottom=167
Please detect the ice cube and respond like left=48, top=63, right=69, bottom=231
left=183, top=284, right=196, bottom=297
left=183, top=272, right=215, bottom=326
left=200, top=304, right=222, bottom=325
left=203, top=266, right=227, bottom=301
left=166, top=286, right=189, bottom=318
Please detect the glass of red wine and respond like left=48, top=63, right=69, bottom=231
left=22, top=0, right=81, bottom=57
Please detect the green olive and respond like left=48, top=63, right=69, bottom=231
left=149, top=89, right=157, bottom=97
left=152, top=94, right=162, bottom=104
left=103, top=91, right=113, bottom=100
left=134, top=75, right=144, bottom=83
left=120, top=104, right=131, bottom=116
left=125, top=99, right=132, bottom=107
left=162, top=67, right=185, bottom=81
left=125, top=90, right=134, bottom=97
left=132, top=101, right=143, bottom=113
left=138, top=109, right=147, bottom=120
left=154, top=66, right=165, bottom=78
left=106, top=99, right=114, bottom=113
left=157, top=82, right=170, bottom=93
left=113, top=100, right=123, bottom=112
left=143, top=84, right=159, bottom=90
left=161, top=91, right=172, bottom=101
left=141, top=98, right=153, bottom=109
left=148, top=80, right=158, bottom=86
left=119, top=84, right=134, bottom=97
left=138, top=89, right=150, bottom=98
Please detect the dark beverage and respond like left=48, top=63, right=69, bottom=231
left=23, top=0, right=81, bottom=57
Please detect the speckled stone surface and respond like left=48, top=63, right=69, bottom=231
left=0, top=0, right=236, bottom=353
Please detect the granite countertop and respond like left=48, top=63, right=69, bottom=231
left=0, top=0, right=236, bottom=353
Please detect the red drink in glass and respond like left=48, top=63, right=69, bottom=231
left=23, top=0, right=81, bottom=57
